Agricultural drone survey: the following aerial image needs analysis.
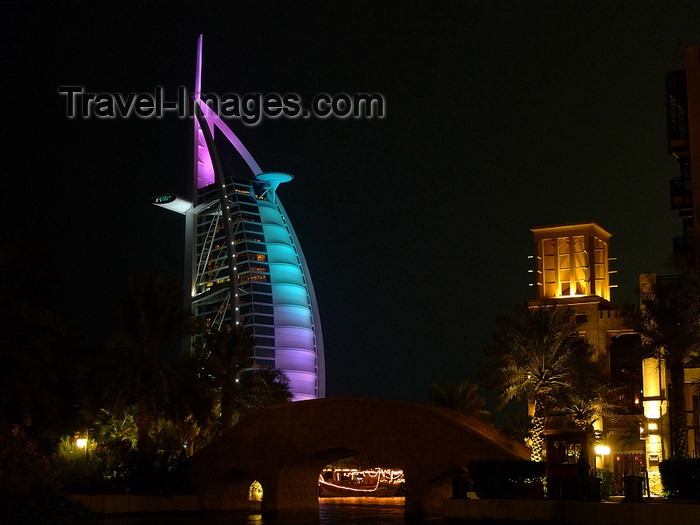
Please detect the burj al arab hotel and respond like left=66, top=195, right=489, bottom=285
left=153, top=37, right=325, bottom=400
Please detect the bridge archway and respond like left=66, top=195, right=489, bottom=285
left=190, top=397, right=529, bottom=518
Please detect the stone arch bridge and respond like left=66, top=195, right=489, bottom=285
left=190, top=397, right=529, bottom=518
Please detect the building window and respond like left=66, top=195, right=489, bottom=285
left=543, top=238, right=556, bottom=297
left=255, top=347, right=275, bottom=358
left=543, top=235, right=592, bottom=298
left=572, top=236, right=588, bottom=295
left=594, top=237, right=608, bottom=299
left=255, top=336, right=275, bottom=347
left=238, top=272, right=269, bottom=284
left=254, top=325, right=275, bottom=336
left=558, top=237, right=571, bottom=296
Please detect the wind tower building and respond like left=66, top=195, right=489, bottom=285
left=530, top=222, right=619, bottom=352
left=529, top=223, right=650, bottom=493
left=153, top=37, right=325, bottom=400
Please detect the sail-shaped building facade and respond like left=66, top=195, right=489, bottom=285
left=153, top=37, right=325, bottom=400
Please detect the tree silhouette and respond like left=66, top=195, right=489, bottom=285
left=104, top=273, right=196, bottom=455
left=191, top=327, right=292, bottom=440
left=425, top=380, right=490, bottom=420
left=0, top=239, right=69, bottom=440
left=625, top=271, right=700, bottom=458
left=490, top=303, right=597, bottom=461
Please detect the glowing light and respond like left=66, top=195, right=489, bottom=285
left=249, top=480, right=263, bottom=502
left=644, top=400, right=662, bottom=419
left=594, top=445, right=610, bottom=456
left=646, top=435, right=662, bottom=456
left=647, top=422, right=658, bottom=431
left=318, top=468, right=405, bottom=493
left=76, top=438, right=87, bottom=449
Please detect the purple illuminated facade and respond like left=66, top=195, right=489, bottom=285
left=154, top=36, right=325, bottom=400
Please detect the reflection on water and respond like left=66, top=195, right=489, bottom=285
left=318, top=499, right=409, bottom=524
left=98, top=497, right=442, bottom=524
left=319, top=497, right=405, bottom=506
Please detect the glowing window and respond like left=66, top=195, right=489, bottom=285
left=543, top=238, right=556, bottom=297
left=238, top=273, right=269, bottom=284
left=594, top=237, right=607, bottom=298
left=554, top=236, right=590, bottom=297
left=558, top=237, right=571, bottom=296
left=573, top=236, right=587, bottom=295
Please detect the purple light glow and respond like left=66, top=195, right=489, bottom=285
left=195, top=125, right=216, bottom=188
left=194, top=36, right=215, bottom=188
left=203, top=109, right=262, bottom=176
left=194, top=36, right=262, bottom=188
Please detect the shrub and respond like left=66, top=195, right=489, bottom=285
left=0, top=425, right=58, bottom=495
left=659, top=457, right=700, bottom=499
left=597, top=468, right=614, bottom=499
left=0, top=426, right=96, bottom=525
left=53, top=434, right=192, bottom=495
left=53, top=435, right=135, bottom=494
left=468, top=460, right=546, bottom=499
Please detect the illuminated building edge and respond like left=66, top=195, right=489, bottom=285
left=153, top=36, right=325, bottom=400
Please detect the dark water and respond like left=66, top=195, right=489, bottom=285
left=98, top=499, right=444, bottom=524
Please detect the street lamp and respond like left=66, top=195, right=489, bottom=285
left=76, top=432, right=89, bottom=464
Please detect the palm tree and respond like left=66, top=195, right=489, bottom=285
left=0, top=238, right=68, bottom=438
left=425, top=380, right=490, bottom=420
left=625, top=272, right=700, bottom=458
left=499, top=412, right=533, bottom=443
left=104, top=273, right=196, bottom=455
left=191, top=327, right=292, bottom=438
left=490, top=303, right=596, bottom=461
left=553, top=377, right=621, bottom=432
left=92, top=407, right=138, bottom=449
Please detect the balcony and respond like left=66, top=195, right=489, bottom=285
left=669, top=176, right=693, bottom=212
left=666, top=70, right=689, bottom=155
left=673, top=234, right=697, bottom=268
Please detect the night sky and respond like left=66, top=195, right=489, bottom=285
left=3, top=2, right=699, bottom=404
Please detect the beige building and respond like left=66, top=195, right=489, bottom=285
left=522, top=46, right=700, bottom=495
left=635, top=273, right=700, bottom=495
left=529, top=222, right=647, bottom=493
left=529, top=222, right=699, bottom=495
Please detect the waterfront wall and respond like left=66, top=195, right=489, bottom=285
left=190, top=397, right=529, bottom=518
left=70, top=494, right=199, bottom=514
left=443, top=499, right=699, bottom=525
